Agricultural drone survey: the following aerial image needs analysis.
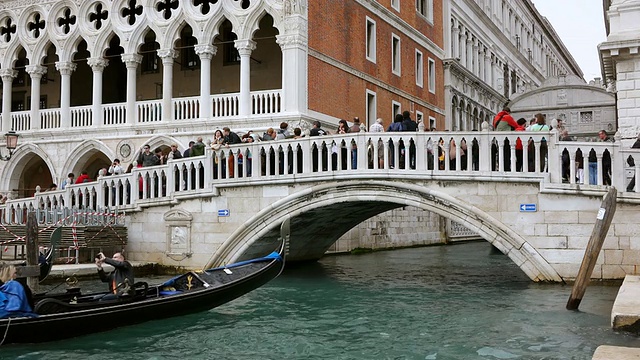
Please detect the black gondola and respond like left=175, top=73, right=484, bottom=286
left=0, top=240, right=285, bottom=345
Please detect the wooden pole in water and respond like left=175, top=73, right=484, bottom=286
left=566, top=187, right=618, bottom=310
left=26, top=211, right=39, bottom=293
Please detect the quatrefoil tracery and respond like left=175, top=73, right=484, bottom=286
left=0, top=17, right=16, bottom=42
left=28, top=13, right=46, bottom=39
left=89, top=3, right=109, bottom=30
left=57, top=8, right=76, bottom=35
left=122, top=0, right=143, bottom=26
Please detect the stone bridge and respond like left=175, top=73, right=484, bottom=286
left=2, top=130, right=640, bottom=282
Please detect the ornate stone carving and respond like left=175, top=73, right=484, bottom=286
left=87, top=57, right=109, bottom=72
left=55, top=61, right=77, bottom=75
left=25, top=64, right=47, bottom=77
left=235, top=39, right=256, bottom=55
left=194, top=44, right=218, bottom=58
left=283, top=0, right=307, bottom=17
left=606, top=78, right=616, bottom=93
left=0, top=69, right=18, bottom=81
left=121, top=53, right=143, bottom=67
left=164, top=209, right=193, bottom=258
left=157, top=48, right=177, bottom=60
left=276, top=33, right=307, bottom=49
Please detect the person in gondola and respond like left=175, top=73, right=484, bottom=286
left=0, top=265, right=37, bottom=318
left=95, top=252, right=135, bottom=300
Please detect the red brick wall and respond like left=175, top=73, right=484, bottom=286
left=308, top=0, right=444, bottom=130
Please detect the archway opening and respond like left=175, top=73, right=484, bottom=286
left=17, top=154, right=54, bottom=198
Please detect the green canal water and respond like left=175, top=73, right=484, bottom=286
left=2, top=242, right=640, bottom=359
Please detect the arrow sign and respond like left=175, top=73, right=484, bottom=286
left=519, top=203, right=537, bottom=212
left=218, top=209, right=230, bottom=217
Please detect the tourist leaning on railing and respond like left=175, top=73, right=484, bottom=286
left=529, top=113, right=550, bottom=172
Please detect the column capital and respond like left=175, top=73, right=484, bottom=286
left=194, top=44, right=217, bottom=59
left=121, top=53, right=143, bottom=68
left=157, top=48, right=177, bottom=59
left=87, top=57, right=109, bottom=72
left=276, top=33, right=307, bottom=50
left=234, top=39, right=257, bottom=56
left=55, top=61, right=77, bottom=75
left=25, top=64, right=47, bottom=77
left=0, top=69, right=18, bottom=82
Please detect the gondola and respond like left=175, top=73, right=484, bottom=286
left=0, top=239, right=285, bottom=345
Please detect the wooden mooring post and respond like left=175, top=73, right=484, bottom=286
left=566, top=187, right=618, bottom=310
left=25, top=212, right=39, bottom=292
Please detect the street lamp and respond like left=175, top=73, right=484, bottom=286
left=1, top=131, right=19, bottom=161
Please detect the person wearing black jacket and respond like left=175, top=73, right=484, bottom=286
left=96, top=252, right=135, bottom=299
left=222, top=127, right=242, bottom=145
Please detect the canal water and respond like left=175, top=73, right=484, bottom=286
left=3, top=242, right=640, bottom=359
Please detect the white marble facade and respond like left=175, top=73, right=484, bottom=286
left=443, top=0, right=584, bottom=131
left=600, top=0, right=640, bottom=144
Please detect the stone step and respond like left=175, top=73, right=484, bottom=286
left=612, top=275, right=640, bottom=334
left=592, top=345, right=640, bottom=359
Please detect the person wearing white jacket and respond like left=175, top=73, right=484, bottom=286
left=108, top=159, right=124, bottom=175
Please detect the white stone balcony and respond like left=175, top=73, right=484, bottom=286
left=4, top=89, right=283, bottom=135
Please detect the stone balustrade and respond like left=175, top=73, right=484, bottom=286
left=4, top=89, right=282, bottom=132
left=1, top=129, right=638, bottom=225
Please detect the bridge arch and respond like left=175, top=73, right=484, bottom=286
left=209, top=180, right=562, bottom=282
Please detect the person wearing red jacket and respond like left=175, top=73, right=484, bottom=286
left=515, top=118, right=527, bottom=172
left=492, top=106, right=519, bottom=171
left=75, top=171, right=91, bottom=184
left=493, top=106, right=519, bottom=131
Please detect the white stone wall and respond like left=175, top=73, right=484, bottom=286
left=121, top=179, right=640, bottom=282
left=614, top=57, right=640, bottom=142
left=329, top=207, right=445, bottom=253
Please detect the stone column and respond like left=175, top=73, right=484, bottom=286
left=26, top=65, right=47, bottom=130
left=479, top=47, right=485, bottom=81
left=277, top=15, right=308, bottom=114
left=1, top=69, right=17, bottom=132
left=55, top=61, right=77, bottom=129
left=87, top=57, right=108, bottom=127
left=194, top=44, right=217, bottom=120
left=158, top=49, right=177, bottom=122
left=472, top=40, right=479, bottom=76
left=484, top=51, right=492, bottom=85
left=459, top=33, right=467, bottom=66
left=492, top=57, right=499, bottom=89
left=235, top=39, right=257, bottom=118
left=451, top=23, right=460, bottom=59
left=122, top=53, right=142, bottom=124
left=466, top=37, right=473, bottom=70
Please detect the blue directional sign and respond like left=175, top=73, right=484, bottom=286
left=519, top=204, right=537, bottom=212
left=218, top=209, right=230, bottom=217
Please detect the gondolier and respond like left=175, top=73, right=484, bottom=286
left=96, top=252, right=135, bottom=298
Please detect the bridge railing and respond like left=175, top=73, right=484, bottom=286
left=1, top=130, right=636, bottom=216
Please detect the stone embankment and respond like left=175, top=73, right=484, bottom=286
left=592, top=275, right=640, bottom=359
